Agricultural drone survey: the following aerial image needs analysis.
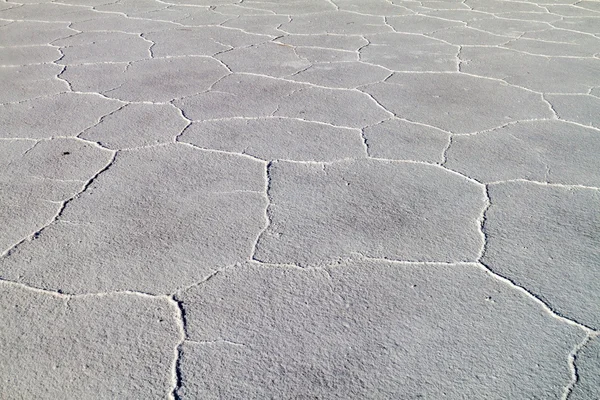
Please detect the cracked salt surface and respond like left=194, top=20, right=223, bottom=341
left=1, top=0, right=599, bottom=398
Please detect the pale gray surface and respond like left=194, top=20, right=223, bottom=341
left=1, top=0, right=599, bottom=398
left=181, top=117, right=365, bottom=161
left=255, top=159, right=485, bottom=265
left=446, top=120, right=600, bottom=186
left=176, top=260, right=584, bottom=399
left=80, top=103, right=189, bottom=149
left=483, top=181, right=600, bottom=330
left=570, top=337, right=600, bottom=400
left=0, top=283, right=181, bottom=399
left=1, top=145, right=266, bottom=294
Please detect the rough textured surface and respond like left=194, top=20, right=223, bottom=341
left=0, top=145, right=266, bottom=294
left=570, top=336, right=600, bottom=400
left=446, top=121, right=600, bottom=186
left=364, top=118, right=450, bottom=163
left=0, top=138, right=112, bottom=254
left=364, top=73, right=552, bottom=133
left=484, top=182, right=600, bottom=330
left=254, top=159, right=485, bottom=265
left=1, top=0, right=599, bottom=398
left=80, top=103, right=189, bottom=149
left=181, top=117, right=365, bottom=161
left=176, top=261, right=584, bottom=398
left=0, top=93, right=123, bottom=139
left=0, top=283, right=181, bottom=399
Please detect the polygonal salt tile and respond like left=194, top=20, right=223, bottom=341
left=0, top=46, right=61, bottom=66
left=275, top=86, right=391, bottom=128
left=569, top=337, right=600, bottom=400
left=0, top=284, right=180, bottom=399
left=573, top=1, right=600, bottom=12
left=0, top=64, right=67, bottom=103
left=280, top=11, right=392, bottom=35
left=73, top=57, right=229, bottom=102
left=175, top=260, right=583, bottom=398
left=0, top=3, right=101, bottom=22
left=214, top=4, right=276, bottom=15
left=364, top=73, right=551, bottom=133
left=546, top=94, right=600, bottom=129
left=545, top=5, right=598, bottom=17
left=503, top=38, right=600, bottom=58
left=364, top=118, right=450, bottom=163
left=254, top=159, right=485, bottom=265
left=431, top=26, right=510, bottom=46
left=447, top=121, right=600, bottom=186
left=385, top=14, right=464, bottom=34
left=171, top=7, right=231, bottom=26
left=494, top=12, right=562, bottom=23
left=275, top=34, right=368, bottom=51
left=5, top=138, right=113, bottom=181
left=294, top=47, right=358, bottom=63
left=465, top=0, right=546, bottom=12
left=70, top=15, right=177, bottom=33
left=504, top=29, right=600, bottom=58
left=361, top=33, right=458, bottom=71
left=145, top=27, right=270, bottom=58
left=181, top=117, right=365, bottom=161
left=290, top=62, right=390, bottom=89
left=131, top=7, right=193, bottom=22
left=241, top=0, right=336, bottom=14
left=197, top=26, right=273, bottom=47
left=54, top=32, right=151, bottom=64
left=334, top=0, right=412, bottom=15
left=0, top=139, right=36, bottom=167
left=552, top=17, right=600, bottom=35
left=172, top=0, right=253, bottom=5
left=59, top=61, right=127, bottom=93
left=0, top=144, right=267, bottom=294
left=217, top=42, right=311, bottom=77
left=80, top=103, right=189, bottom=149
left=0, top=93, right=123, bottom=139
left=221, top=15, right=289, bottom=36
left=484, top=181, right=600, bottom=329
left=467, top=18, right=551, bottom=38
left=0, top=138, right=112, bottom=253
left=422, top=9, right=494, bottom=23
left=461, top=47, right=600, bottom=93
left=41, top=0, right=111, bottom=4
left=146, top=29, right=228, bottom=57
left=174, top=74, right=305, bottom=121
left=420, top=1, right=470, bottom=10
left=94, top=0, right=164, bottom=14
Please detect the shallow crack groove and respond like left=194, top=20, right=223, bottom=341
left=562, top=332, right=598, bottom=400
left=185, top=339, right=247, bottom=347
left=367, top=156, right=485, bottom=186
left=488, top=179, right=600, bottom=191
left=440, top=134, right=454, bottom=165
left=0, top=277, right=168, bottom=299
left=168, top=295, right=187, bottom=400
left=348, top=252, right=477, bottom=266
left=359, top=127, right=370, bottom=157
left=250, top=160, right=273, bottom=261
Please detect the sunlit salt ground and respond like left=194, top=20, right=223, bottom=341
left=0, top=0, right=599, bottom=398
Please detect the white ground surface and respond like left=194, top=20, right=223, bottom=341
left=1, top=0, right=599, bottom=398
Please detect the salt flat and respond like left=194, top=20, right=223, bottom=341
left=0, top=0, right=599, bottom=398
